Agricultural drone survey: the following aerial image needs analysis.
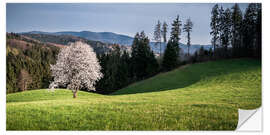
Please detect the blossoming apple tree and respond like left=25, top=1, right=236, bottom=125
left=49, top=41, right=103, bottom=98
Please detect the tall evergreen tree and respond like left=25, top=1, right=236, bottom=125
left=161, top=21, right=168, bottom=43
left=170, top=15, right=182, bottom=44
left=160, top=21, right=168, bottom=59
left=210, top=4, right=219, bottom=56
left=221, top=8, right=232, bottom=57
left=162, top=15, right=182, bottom=71
left=217, top=6, right=232, bottom=58
left=132, top=31, right=159, bottom=80
left=242, top=3, right=259, bottom=57
left=183, top=18, right=193, bottom=56
left=170, top=15, right=181, bottom=58
left=231, top=4, right=243, bottom=57
left=153, top=20, right=162, bottom=56
left=162, top=40, right=178, bottom=71
left=255, top=3, right=262, bottom=59
left=218, top=6, right=225, bottom=49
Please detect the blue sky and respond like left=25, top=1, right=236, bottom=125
left=7, top=3, right=248, bottom=45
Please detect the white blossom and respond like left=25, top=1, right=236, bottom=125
left=50, top=41, right=103, bottom=95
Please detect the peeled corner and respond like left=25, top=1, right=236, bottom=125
left=236, top=107, right=262, bottom=131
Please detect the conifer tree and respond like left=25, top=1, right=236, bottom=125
left=162, top=40, right=178, bottom=71
left=154, top=20, right=162, bottom=56
left=161, top=21, right=168, bottom=56
left=132, top=31, right=158, bottom=80
left=210, top=4, right=219, bottom=56
left=183, top=18, right=193, bottom=56
left=231, top=3, right=243, bottom=57
left=222, top=8, right=232, bottom=57
left=218, top=6, right=225, bottom=49
left=161, top=21, right=168, bottom=43
left=242, top=3, right=259, bottom=57
left=162, top=15, right=182, bottom=71
left=255, top=4, right=262, bottom=59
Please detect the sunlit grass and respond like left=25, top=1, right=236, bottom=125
left=6, top=58, right=261, bottom=130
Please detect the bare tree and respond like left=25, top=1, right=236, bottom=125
left=50, top=41, right=103, bottom=98
left=18, top=69, right=32, bottom=91
left=183, top=18, right=193, bottom=56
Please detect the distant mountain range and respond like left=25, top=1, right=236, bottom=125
left=22, top=31, right=212, bottom=54
left=23, top=31, right=134, bottom=46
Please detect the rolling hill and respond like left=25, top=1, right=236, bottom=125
left=20, top=33, right=114, bottom=54
left=6, top=58, right=261, bottom=130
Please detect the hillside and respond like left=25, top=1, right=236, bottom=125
left=21, top=33, right=114, bottom=54
left=6, top=59, right=261, bottom=130
left=6, top=33, right=60, bottom=93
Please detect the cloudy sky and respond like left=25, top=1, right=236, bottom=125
left=7, top=3, right=248, bottom=45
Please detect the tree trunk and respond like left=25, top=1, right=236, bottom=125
left=160, top=42, right=162, bottom=57
left=188, top=46, right=190, bottom=56
left=73, top=90, right=77, bottom=98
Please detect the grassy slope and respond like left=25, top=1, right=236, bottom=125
left=6, top=58, right=261, bottom=130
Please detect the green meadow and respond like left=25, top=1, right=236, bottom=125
left=6, top=58, right=261, bottom=130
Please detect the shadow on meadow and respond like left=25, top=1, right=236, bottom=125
left=112, top=58, right=261, bottom=95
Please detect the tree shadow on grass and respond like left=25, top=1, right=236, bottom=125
left=111, top=59, right=260, bottom=95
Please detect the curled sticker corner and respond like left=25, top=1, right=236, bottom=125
left=236, top=107, right=261, bottom=131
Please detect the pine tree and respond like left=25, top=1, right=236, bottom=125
left=170, top=15, right=182, bottom=44
left=210, top=4, right=219, bottom=56
left=183, top=18, right=193, bottom=56
left=255, top=4, right=262, bottom=59
left=154, top=20, right=162, bottom=56
left=242, top=3, right=259, bottom=57
left=218, top=7, right=232, bottom=58
left=162, top=40, right=178, bottom=71
left=161, top=21, right=168, bottom=57
left=132, top=31, right=159, bottom=80
left=218, top=6, right=225, bottom=50
left=223, top=8, right=232, bottom=57
left=95, top=46, right=132, bottom=94
left=161, top=21, right=168, bottom=43
left=231, top=3, right=243, bottom=57
left=162, top=15, right=182, bottom=71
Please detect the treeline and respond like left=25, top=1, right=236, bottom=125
left=6, top=33, right=59, bottom=93
left=210, top=3, right=261, bottom=59
left=95, top=15, right=184, bottom=93
left=94, top=3, right=262, bottom=94
left=95, top=32, right=159, bottom=94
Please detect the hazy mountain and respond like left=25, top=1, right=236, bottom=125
left=150, top=42, right=212, bottom=54
left=23, top=31, right=134, bottom=46
left=22, top=31, right=212, bottom=54
left=20, top=33, right=114, bottom=54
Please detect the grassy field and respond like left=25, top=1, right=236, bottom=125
left=6, top=58, right=261, bottom=130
